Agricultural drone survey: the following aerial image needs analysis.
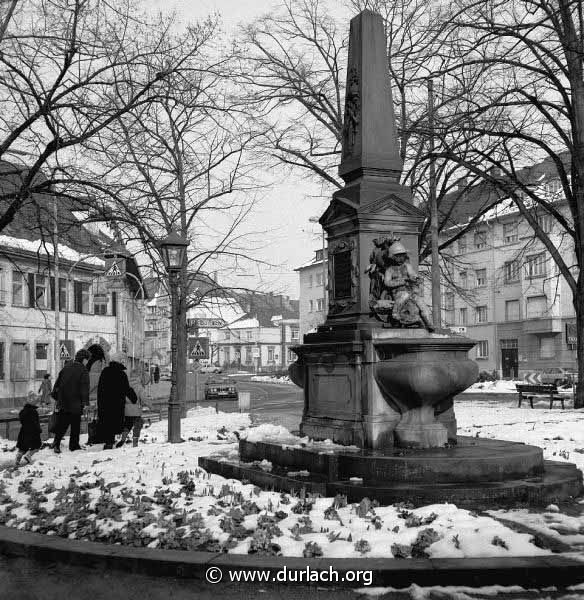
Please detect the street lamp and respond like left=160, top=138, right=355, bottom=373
left=308, top=216, right=327, bottom=318
left=159, top=230, right=189, bottom=444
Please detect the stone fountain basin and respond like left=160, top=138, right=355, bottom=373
left=200, top=437, right=582, bottom=507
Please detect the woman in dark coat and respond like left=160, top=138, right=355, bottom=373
left=16, top=400, right=42, bottom=465
left=97, top=352, right=137, bottom=450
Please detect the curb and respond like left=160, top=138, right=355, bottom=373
left=1, top=525, right=584, bottom=588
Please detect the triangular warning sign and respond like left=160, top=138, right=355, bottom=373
left=105, top=262, right=122, bottom=277
left=190, top=342, right=205, bottom=357
left=59, top=344, right=70, bottom=359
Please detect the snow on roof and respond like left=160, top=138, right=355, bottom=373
left=225, top=317, right=260, bottom=329
left=0, top=234, right=105, bottom=267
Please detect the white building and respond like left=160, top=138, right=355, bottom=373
left=295, top=247, right=328, bottom=339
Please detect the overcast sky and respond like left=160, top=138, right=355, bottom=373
left=145, top=0, right=350, bottom=299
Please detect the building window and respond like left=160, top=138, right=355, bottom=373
left=34, top=274, right=49, bottom=308
left=308, top=274, right=313, bottom=287
left=503, top=222, right=518, bottom=243
left=317, top=298, right=324, bottom=311
left=0, top=269, right=7, bottom=304
left=309, top=299, right=314, bottom=312
left=476, top=340, right=489, bottom=358
left=539, top=336, right=555, bottom=359
left=458, top=237, right=467, bottom=253
left=444, top=292, right=455, bottom=311
left=316, top=273, right=323, bottom=286
left=459, top=271, right=467, bottom=289
left=544, top=178, right=562, bottom=196
left=12, top=271, right=26, bottom=306
left=0, top=342, right=4, bottom=379
left=475, top=269, right=487, bottom=287
left=94, top=295, right=108, bottom=315
left=246, top=330, right=253, bottom=341
left=536, top=213, right=553, bottom=233
left=268, top=347, right=275, bottom=362
left=475, top=305, right=488, bottom=323
left=74, top=281, right=90, bottom=313
left=35, top=343, right=48, bottom=378
left=505, top=299, right=520, bottom=321
left=10, top=342, right=29, bottom=380
left=474, top=229, right=487, bottom=249
left=459, top=307, right=468, bottom=325
left=526, top=253, right=546, bottom=278
left=245, top=346, right=252, bottom=364
left=315, top=249, right=324, bottom=261
left=504, top=260, right=520, bottom=283
left=291, top=328, right=299, bottom=341
left=225, top=330, right=231, bottom=341
left=224, top=347, right=230, bottom=363
left=526, top=295, right=547, bottom=318
left=288, top=348, right=295, bottom=362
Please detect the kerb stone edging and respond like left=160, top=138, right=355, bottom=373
left=1, top=525, right=584, bottom=588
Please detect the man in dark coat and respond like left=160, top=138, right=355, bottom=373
left=153, top=365, right=160, bottom=384
left=51, top=348, right=91, bottom=453
left=97, top=351, right=137, bottom=450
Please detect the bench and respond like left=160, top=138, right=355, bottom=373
left=516, top=383, right=564, bottom=409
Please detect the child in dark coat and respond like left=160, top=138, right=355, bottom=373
left=16, top=398, right=42, bottom=466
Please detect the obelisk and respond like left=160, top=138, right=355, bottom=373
left=317, top=9, right=425, bottom=328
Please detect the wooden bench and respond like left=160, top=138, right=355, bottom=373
left=516, top=383, right=565, bottom=409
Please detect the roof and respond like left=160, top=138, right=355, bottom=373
left=437, top=152, right=570, bottom=228
left=0, top=160, right=148, bottom=298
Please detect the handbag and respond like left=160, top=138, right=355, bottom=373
left=47, top=412, right=58, bottom=434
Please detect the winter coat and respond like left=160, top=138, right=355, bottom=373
left=53, top=361, right=90, bottom=415
left=38, top=379, right=52, bottom=404
left=88, top=359, right=105, bottom=408
left=126, top=376, right=145, bottom=418
left=97, top=362, right=137, bottom=438
left=17, top=403, right=42, bottom=451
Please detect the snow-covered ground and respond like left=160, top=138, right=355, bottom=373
left=0, top=402, right=583, bottom=562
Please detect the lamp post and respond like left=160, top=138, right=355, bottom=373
left=160, top=230, right=189, bottom=444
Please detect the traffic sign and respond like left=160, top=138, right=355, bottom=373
left=187, top=318, right=225, bottom=330
left=188, top=336, right=208, bottom=359
left=105, top=262, right=122, bottom=277
left=524, top=372, right=542, bottom=384
left=59, top=343, right=70, bottom=359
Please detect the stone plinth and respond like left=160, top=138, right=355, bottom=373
left=200, top=437, right=583, bottom=507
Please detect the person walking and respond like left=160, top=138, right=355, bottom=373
left=15, top=397, right=42, bottom=466
left=50, top=349, right=90, bottom=454
left=97, top=351, right=137, bottom=450
left=38, top=374, right=52, bottom=407
left=116, top=368, right=147, bottom=448
left=153, top=365, right=160, bottom=384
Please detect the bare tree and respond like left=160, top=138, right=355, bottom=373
left=426, top=0, right=584, bottom=404
left=83, top=21, right=271, bottom=412
left=0, top=0, right=192, bottom=232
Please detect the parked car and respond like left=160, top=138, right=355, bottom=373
left=160, top=368, right=172, bottom=381
left=200, top=364, right=223, bottom=374
left=204, top=378, right=238, bottom=401
left=538, top=367, right=575, bottom=386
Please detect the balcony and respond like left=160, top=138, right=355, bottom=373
left=524, top=318, right=562, bottom=334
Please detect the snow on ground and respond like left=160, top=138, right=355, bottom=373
left=0, top=403, right=583, bottom=561
left=250, top=374, right=294, bottom=385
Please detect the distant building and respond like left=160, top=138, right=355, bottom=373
left=433, top=155, right=576, bottom=377
left=295, top=247, right=328, bottom=339
left=0, top=161, right=146, bottom=405
left=215, top=292, right=299, bottom=372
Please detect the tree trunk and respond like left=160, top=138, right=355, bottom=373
left=177, top=267, right=188, bottom=418
left=574, top=276, right=584, bottom=408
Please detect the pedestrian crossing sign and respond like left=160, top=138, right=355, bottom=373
left=59, top=344, right=70, bottom=359
left=190, top=342, right=205, bottom=358
left=105, top=262, right=122, bottom=277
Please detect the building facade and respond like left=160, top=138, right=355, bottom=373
left=436, top=169, right=576, bottom=378
left=295, top=248, right=328, bottom=339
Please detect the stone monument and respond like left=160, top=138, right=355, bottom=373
left=200, top=10, right=582, bottom=506
left=290, top=9, right=476, bottom=450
